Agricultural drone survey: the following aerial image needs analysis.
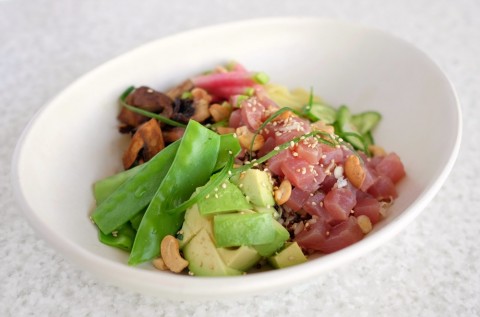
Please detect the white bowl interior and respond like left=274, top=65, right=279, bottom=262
left=12, top=17, right=461, bottom=299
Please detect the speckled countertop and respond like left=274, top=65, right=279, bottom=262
left=1, top=0, right=479, bottom=316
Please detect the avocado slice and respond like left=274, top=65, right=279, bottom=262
left=197, top=180, right=252, bottom=215
left=268, top=242, right=307, bottom=269
left=183, top=228, right=242, bottom=276
left=254, top=219, right=290, bottom=257
left=231, top=169, right=275, bottom=207
left=213, top=212, right=276, bottom=248
left=178, top=204, right=213, bottom=249
left=217, top=246, right=261, bottom=271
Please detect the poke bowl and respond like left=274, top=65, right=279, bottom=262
left=12, top=17, right=461, bottom=299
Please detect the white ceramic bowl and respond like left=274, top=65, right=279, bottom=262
left=12, top=17, right=461, bottom=299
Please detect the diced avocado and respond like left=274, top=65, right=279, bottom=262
left=268, top=242, right=307, bottom=269
left=231, top=169, right=275, bottom=207
left=254, top=219, right=290, bottom=257
left=253, top=205, right=280, bottom=219
left=213, top=212, right=276, bottom=248
left=217, top=246, right=261, bottom=271
left=198, top=180, right=252, bottom=215
left=183, top=228, right=242, bottom=276
left=178, top=204, right=213, bottom=249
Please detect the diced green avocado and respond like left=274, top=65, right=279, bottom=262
left=183, top=228, right=242, bottom=276
left=253, top=205, right=280, bottom=219
left=231, top=169, right=275, bottom=207
left=178, top=204, right=213, bottom=249
left=254, top=219, right=290, bottom=257
left=213, top=212, right=276, bottom=248
left=198, top=180, right=252, bottom=215
left=217, top=246, right=261, bottom=271
left=268, top=242, right=307, bottom=269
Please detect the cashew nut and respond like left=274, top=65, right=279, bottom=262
left=344, top=155, right=366, bottom=188
left=160, top=235, right=189, bottom=273
left=357, top=215, right=372, bottom=234
left=236, top=126, right=265, bottom=151
left=216, top=126, right=236, bottom=135
left=191, top=88, right=212, bottom=122
left=152, top=257, right=169, bottom=271
left=209, top=103, right=232, bottom=122
left=368, top=144, right=386, bottom=157
left=274, top=179, right=292, bottom=205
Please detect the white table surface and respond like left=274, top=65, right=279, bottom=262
left=1, top=0, right=479, bottom=316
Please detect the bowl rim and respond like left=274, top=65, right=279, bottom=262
left=11, top=16, right=462, bottom=299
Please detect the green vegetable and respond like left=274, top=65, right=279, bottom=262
left=214, top=133, right=242, bottom=171
left=303, top=103, right=337, bottom=124
left=128, top=120, right=221, bottom=265
left=129, top=209, right=145, bottom=231
left=92, top=140, right=180, bottom=234
left=93, top=164, right=143, bottom=205
left=351, top=111, right=382, bottom=135
left=253, top=72, right=270, bottom=84
left=334, top=105, right=381, bottom=155
left=98, top=222, right=136, bottom=252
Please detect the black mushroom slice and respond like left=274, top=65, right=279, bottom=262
left=170, top=87, right=212, bottom=123
left=118, top=86, right=174, bottom=130
left=171, top=97, right=195, bottom=123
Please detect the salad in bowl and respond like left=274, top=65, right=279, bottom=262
left=90, top=62, right=406, bottom=276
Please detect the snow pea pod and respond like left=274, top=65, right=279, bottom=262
left=93, top=164, right=143, bottom=205
left=128, top=120, right=221, bottom=265
left=92, top=140, right=180, bottom=234
left=98, top=222, right=136, bottom=252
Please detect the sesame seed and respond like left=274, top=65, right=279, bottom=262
left=221, top=183, right=227, bottom=189
left=215, top=194, right=219, bottom=199
left=274, top=146, right=280, bottom=151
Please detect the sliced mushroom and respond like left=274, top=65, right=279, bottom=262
left=118, top=86, right=174, bottom=130
left=122, top=118, right=165, bottom=169
left=162, top=127, right=185, bottom=143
